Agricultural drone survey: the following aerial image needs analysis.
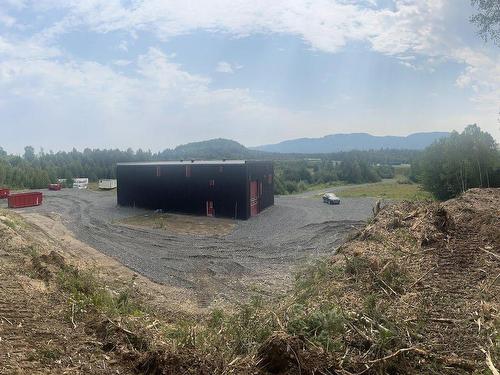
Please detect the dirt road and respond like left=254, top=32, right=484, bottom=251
left=1, top=189, right=374, bottom=307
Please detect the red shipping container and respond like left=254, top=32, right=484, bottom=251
left=48, top=183, right=62, bottom=191
left=0, top=188, right=9, bottom=199
left=8, top=192, right=43, bottom=208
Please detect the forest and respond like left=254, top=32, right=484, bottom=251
left=0, top=140, right=416, bottom=194
left=410, top=124, right=500, bottom=199
left=1, top=126, right=498, bottom=199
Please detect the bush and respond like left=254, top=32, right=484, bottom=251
left=376, top=165, right=395, bottom=179
left=396, top=176, right=412, bottom=184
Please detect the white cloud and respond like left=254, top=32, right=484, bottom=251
left=2, top=0, right=27, bottom=10
left=215, top=61, right=233, bottom=73
left=0, top=9, right=16, bottom=27
left=0, top=36, right=60, bottom=59
left=0, top=37, right=311, bottom=149
left=24, top=0, right=449, bottom=57
left=453, top=48, right=500, bottom=113
left=1, top=0, right=499, bottom=145
left=118, top=40, right=128, bottom=52
left=215, top=61, right=242, bottom=74
left=113, top=59, right=132, bottom=66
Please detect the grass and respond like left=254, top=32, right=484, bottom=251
left=303, top=181, right=349, bottom=192
left=336, top=181, right=433, bottom=201
left=57, top=266, right=143, bottom=320
left=0, top=209, right=27, bottom=230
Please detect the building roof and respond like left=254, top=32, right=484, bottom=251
left=116, top=160, right=258, bottom=166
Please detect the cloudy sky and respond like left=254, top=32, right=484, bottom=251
left=0, top=0, right=499, bottom=153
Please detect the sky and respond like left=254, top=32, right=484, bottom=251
left=0, top=0, right=499, bottom=154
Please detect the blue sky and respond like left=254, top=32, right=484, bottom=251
left=0, top=0, right=499, bottom=153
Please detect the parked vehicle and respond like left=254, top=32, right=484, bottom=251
left=0, top=188, right=10, bottom=199
left=48, top=183, right=62, bottom=191
left=322, top=193, right=341, bottom=205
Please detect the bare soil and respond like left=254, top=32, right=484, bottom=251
left=119, top=212, right=236, bottom=237
left=0, top=212, right=131, bottom=374
left=3, top=189, right=373, bottom=308
left=1, top=188, right=497, bottom=374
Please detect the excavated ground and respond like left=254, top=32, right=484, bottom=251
left=0, top=188, right=497, bottom=375
left=1, top=189, right=374, bottom=307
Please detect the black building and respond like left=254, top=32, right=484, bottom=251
left=116, top=160, right=274, bottom=220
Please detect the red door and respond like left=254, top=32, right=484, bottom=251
left=250, top=181, right=259, bottom=216
left=206, top=201, right=214, bottom=217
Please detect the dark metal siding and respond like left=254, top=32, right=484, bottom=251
left=117, top=161, right=273, bottom=220
left=246, top=161, right=274, bottom=215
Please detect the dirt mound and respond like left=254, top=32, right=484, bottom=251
left=326, top=188, right=500, bottom=373
left=0, top=212, right=135, bottom=374
left=31, top=250, right=67, bottom=282
left=256, top=332, right=332, bottom=375
left=136, top=349, right=219, bottom=375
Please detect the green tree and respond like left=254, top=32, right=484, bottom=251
left=471, top=0, right=500, bottom=46
left=418, top=125, right=499, bottom=199
left=23, top=146, right=36, bottom=162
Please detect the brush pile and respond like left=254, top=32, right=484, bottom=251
left=248, top=188, right=500, bottom=374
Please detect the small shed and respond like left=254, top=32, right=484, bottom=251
left=116, top=160, right=274, bottom=220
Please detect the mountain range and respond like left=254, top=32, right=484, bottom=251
left=252, top=132, right=449, bottom=154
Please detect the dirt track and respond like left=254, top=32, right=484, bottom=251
left=2, top=189, right=374, bottom=307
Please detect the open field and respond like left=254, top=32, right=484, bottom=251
left=295, top=179, right=432, bottom=201
left=0, top=188, right=375, bottom=309
left=336, top=180, right=433, bottom=200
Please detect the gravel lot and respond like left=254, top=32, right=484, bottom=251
left=2, top=189, right=374, bottom=306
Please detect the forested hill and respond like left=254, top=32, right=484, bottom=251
left=164, top=138, right=262, bottom=160
left=254, top=132, right=450, bottom=153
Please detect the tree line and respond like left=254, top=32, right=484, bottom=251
left=6, top=129, right=496, bottom=200
left=273, top=159, right=397, bottom=195
left=0, top=142, right=414, bottom=192
left=410, top=125, right=500, bottom=199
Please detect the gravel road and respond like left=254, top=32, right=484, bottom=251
left=2, top=189, right=375, bottom=306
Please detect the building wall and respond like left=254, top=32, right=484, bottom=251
left=247, top=162, right=274, bottom=218
left=117, top=162, right=273, bottom=220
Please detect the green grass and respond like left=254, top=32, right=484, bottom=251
left=302, top=181, right=349, bottom=192
left=336, top=181, right=433, bottom=201
left=57, top=266, right=143, bottom=319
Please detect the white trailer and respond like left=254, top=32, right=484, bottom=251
left=98, top=179, right=117, bottom=190
left=73, top=178, right=89, bottom=189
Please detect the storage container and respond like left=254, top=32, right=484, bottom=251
left=8, top=192, right=43, bottom=208
left=98, top=179, right=117, bottom=190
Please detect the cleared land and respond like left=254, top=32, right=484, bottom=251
left=0, top=188, right=374, bottom=308
left=0, top=188, right=497, bottom=374
left=120, top=213, right=236, bottom=236
left=335, top=180, right=433, bottom=200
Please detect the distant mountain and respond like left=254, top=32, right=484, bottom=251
left=253, top=132, right=450, bottom=154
